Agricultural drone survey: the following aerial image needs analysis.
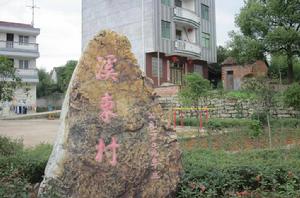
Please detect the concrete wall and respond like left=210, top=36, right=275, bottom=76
left=82, top=0, right=155, bottom=71
left=37, top=94, right=64, bottom=109
left=198, top=0, right=217, bottom=63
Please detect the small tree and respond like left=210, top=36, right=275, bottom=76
left=178, top=73, right=211, bottom=134
left=0, top=57, right=21, bottom=102
left=242, top=77, right=277, bottom=148
left=37, top=69, right=56, bottom=98
left=179, top=73, right=211, bottom=108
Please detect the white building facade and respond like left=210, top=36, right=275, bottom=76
left=82, top=0, right=217, bottom=87
left=0, top=21, right=40, bottom=116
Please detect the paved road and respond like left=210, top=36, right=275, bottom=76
left=0, top=119, right=60, bottom=147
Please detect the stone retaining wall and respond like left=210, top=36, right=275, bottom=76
left=158, top=97, right=299, bottom=118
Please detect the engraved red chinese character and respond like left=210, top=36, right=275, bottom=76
left=151, top=172, right=160, bottom=179
left=95, top=137, right=120, bottom=166
left=95, top=55, right=118, bottom=81
left=99, top=93, right=117, bottom=123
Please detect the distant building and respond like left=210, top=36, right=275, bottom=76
left=0, top=21, right=40, bottom=116
left=221, top=57, right=268, bottom=90
left=50, top=67, right=64, bottom=84
left=82, top=0, right=217, bottom=88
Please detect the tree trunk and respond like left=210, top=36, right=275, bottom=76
left=287, top=52, right=294, bottom=84
left=267, top=113, right=272, bottom=149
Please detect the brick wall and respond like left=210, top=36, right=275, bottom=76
left=222, top=60, right=268, bottom=90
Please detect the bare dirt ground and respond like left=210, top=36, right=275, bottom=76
left=0, top=119, right=60, bottom=147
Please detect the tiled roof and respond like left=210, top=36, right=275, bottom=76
left=221, top=57, right=237, bottom=65
left=0, top=21, right=34, bottom=29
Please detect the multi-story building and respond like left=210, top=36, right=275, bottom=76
left=0, top=21, right=40, bottom=116
left=82, top=0, right=216, bottom=87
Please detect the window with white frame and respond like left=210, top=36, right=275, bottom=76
left=19, top=35, right=29, bottom=45
left=152, top=57, right=163, bottom=77
left=19, top=60, right=29, bottom=69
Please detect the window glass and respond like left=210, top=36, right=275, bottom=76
left=19, top=35, right=29, bottom=45
left=201, top=32, right=210, bottom=48
left=19, top=60, right=29, bottom=69
left=176, top=30, right=182, bottom=40
left=175, top=0, right=182, bottom=7
left=152, top=57, right=163, bottom=77
left=201, top=4, right=209, bottom=20
left=161, top=21, right=171, bottom=39
left=161, top=0, right=171, bottom=6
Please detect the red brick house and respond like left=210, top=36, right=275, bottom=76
left=221, top=57, right=268, bottom=90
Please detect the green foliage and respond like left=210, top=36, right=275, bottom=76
left=0, top=136, right=52, bottom=197
left=225, top=90, right=257, bottom=100
left=0, top=56, right=21, bottom=102
left=227, top=31, right=265, bottom=65
left=179, top=73, right=211, bottom=106
left=37, top=69, right=57, bottom=98
left=251, top=111, right=268, bottom=125
left=235, top=0, right=300, bottom=82
left=269, top=55, right=300, bottom=82
left=270, top=118, right=300, bottom=128
left=284, top=83, right=300, bottom=111
left=242, top=77, right=277, bottom=111
left=177, top=148, right=300, bottom=197
left=56, top=60, right=77, bottom=92
left=0, top=136, right=23, bottom=156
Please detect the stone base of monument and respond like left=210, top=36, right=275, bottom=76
left=38, top=30, right=182, bottom=198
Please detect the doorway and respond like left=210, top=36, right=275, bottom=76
left=226, top=70, right=234, bottom=90
left=170, top=63, right=184, bottom=85
left=6, top=33, right=14, bottom=48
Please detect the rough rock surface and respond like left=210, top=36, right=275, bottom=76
left=38, top=30, right=182, bottom=198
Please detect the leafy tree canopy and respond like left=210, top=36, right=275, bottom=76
left=0, top=57, right=21, bottom=102
left=231, top=0, right=300, bottom=82
left=56, top=60, right=77, bottom=92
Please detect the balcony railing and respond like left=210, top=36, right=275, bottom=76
left=174, top=7, right=200, bottom=27
left=16, top=69, right=39, bottom=83
left=174, top=40, right=201, bottom=56
left=0, top=40, right=39, bottom=52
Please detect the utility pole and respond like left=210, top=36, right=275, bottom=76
left=27, top=0, right=39, bottom=27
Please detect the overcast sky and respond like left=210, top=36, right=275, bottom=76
left=0, top=0, right=244, bottom=71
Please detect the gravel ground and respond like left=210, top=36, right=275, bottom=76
left=0, top=119, right=60, bottom=147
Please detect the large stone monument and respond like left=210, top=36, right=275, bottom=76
left=39, top=31, right=182, bottom=197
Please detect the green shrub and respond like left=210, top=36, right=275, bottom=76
left=176, top=148, right=300, bottom=197
left=207, top=118, right=260, bottom=130
left=0, top=136, right=52, bottom=197
left=270, top=118, right=300, bottom=128
left=225, top=91, right=257, bottom=100
left=251, top=111, right=268, bottom=125
left=284, top=83, right=300, bottom=111
left=0, top=136, right=23, bottom=156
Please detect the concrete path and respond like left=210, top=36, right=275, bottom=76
left=0, top=119, right=60, bottom=147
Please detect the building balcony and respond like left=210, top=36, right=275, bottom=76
left=0, top=40, right=39, bottom=58
left=174, top=40, right=201, bottom=58
left=16, top=69, right=39, bottom=83
left=173, top=7, right=200, bottom=27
